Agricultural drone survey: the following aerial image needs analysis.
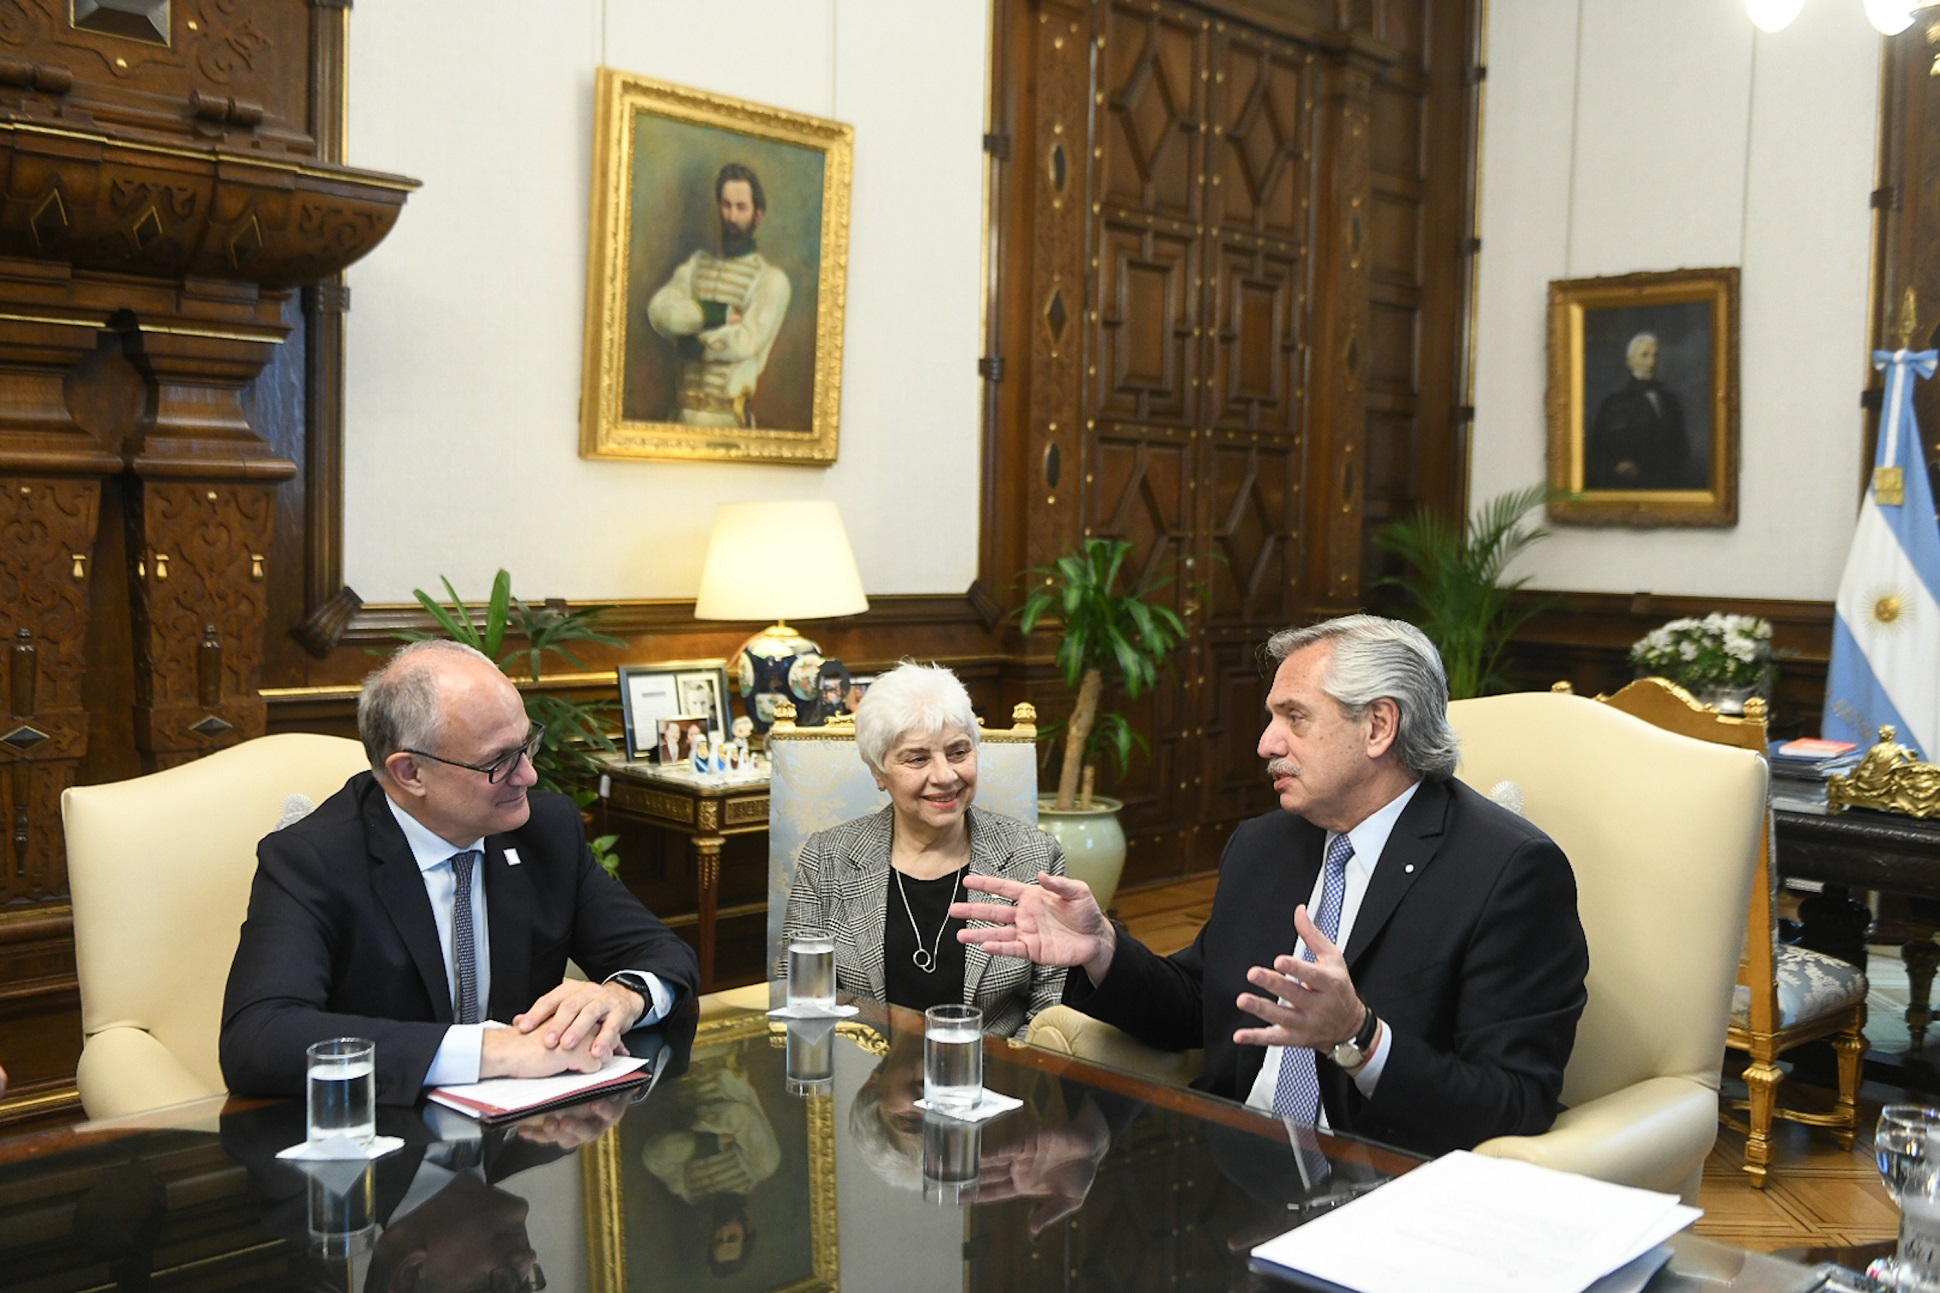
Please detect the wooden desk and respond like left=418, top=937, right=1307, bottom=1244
left=600, top=759, right=769, bottom=993
left=1777, top=805, right=1940, bottom=1052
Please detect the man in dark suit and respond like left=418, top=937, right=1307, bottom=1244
left=955, top=615, right=1588, bottom=1157
left=221, top=640, right=699, bottom=1104
left=1586, top=331, right=1693, bottom=490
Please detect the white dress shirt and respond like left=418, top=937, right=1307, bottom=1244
left=384, top=797, right=672, bottom=1087
left=1243, top=779, right=1420, bottom=1125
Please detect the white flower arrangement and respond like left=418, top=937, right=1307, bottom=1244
left=1629, top=613, right=1774, bottom=690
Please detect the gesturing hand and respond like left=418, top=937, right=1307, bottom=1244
left=951, top=872, right=1118, bottom=986
left=1231, top=903, right=1366, bottom=1053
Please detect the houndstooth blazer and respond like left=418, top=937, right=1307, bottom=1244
left=779, top=805, right=1067, bottom=1038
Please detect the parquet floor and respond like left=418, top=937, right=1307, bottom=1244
left=1114, top=873, right=1906, bottom=1255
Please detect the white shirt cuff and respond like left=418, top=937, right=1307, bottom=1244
left=425, top=1022, right=494, bottom=1087
left=1350, top=1019, right=1392, bottom=1096
left=606, top=971, right=673, bottom=1025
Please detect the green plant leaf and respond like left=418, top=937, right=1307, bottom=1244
left=483, top=569, right=512, bottom=661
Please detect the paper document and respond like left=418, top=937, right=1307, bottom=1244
left=428, top=1055, right=650, bottom=1122
left=1249, top=1151, right=1699, bottom=1293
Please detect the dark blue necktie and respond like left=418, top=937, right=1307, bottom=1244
left=1272, top=833, right=1353, bottom=1122
left=450, top=850, right=481, bottom=1025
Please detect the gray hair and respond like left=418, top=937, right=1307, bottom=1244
left=1264, top=615, right=1459, bottom=779
left=853, top=661, right=979, bottom=776
left=357, top=639, right=498, bottom=776
left=1625, top=331, right=1659, bottom=365
left=847, top=1077, right=922, bottom=1193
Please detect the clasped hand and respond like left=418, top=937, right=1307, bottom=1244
left=1232, top=903, right=1364, bottom=1052
left=481, top=979, right=643, bottom=1080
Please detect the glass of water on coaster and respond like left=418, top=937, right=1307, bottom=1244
left=924, top=1003, right=983, bottom=1114
left=787, top=932, right=836, bottom=1012
left=306, top=1037, right=376, bottom=1149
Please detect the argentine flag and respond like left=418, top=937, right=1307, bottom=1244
left=1824, top=348, right=1940, bottom=758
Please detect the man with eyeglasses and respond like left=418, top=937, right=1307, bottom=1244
left=221, top=640, right=699, bottom=1103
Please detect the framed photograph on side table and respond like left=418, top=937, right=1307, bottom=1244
left=619, top=660, right=733, bottom=760
left=1545, top=267, right=1740, bottom=527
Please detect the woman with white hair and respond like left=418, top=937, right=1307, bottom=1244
left=779, top=661, right=1066, bottom=1037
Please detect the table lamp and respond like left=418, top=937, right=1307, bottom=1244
left=694, top=500, right=869, bottom=731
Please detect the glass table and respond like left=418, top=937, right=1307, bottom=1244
left=0, top=992, right=1835, bottom=1292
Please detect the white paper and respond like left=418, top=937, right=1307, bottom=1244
left=913, top=1090, right=1023, bottom=1123
left=766, top=1003, right=860, bottom=1020
left=276, top=1133, right=406, bottom=1162
left=1250, top=1151, right=1699, bottom=1293
left=427, top=1055, right=647, bottom=1118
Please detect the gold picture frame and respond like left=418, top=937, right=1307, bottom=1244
left=1545, top=267, right=1740, bottom=526
left=582, top=1008, right=840, bottom=1293
left=580, top=68, right=853, bottom=465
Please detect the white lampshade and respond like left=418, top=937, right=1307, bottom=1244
left=1866, top=0, right=1916, bottom=34
left=693, top=500, right=869, bottom=623
left=1744, top=0, right=1805, bottom=31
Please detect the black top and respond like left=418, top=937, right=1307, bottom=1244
left=883, top=865, right=969, bottom=1014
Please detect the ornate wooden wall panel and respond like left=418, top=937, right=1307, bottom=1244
left=989, top=0, right=1477, bottom=888
left=0, top=1, right=413, bottom=1122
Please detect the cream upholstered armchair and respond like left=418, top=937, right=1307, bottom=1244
left=1588, top=679, right=1865, bottom=1187
left=1454, top=687, right=1766, bottom=1204
left=63, top=733, right=370, bottom=1119
left=753, top=701, right=1041, bottom=1001
left=1029, top=685, right=1764, bottom=1206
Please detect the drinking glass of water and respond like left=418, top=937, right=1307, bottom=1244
left=1879, top=1105, right=1940, bottom=1204
left=924, top=1003, right=983, bottom=1114
left=922, top=1113, right=983, bottom=1205
left=787, top=934, right=836, bottom=1012
left=306, top=1037, right=376, bottom=1148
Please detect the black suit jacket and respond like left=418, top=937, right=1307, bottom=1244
left=1587, top=377, right=1691, bottom=489
left=219, top=771, right=699, bottom=1104
left=1069, top=777, right=1588, bottom=1156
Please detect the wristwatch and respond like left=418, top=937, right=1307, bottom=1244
left=608, top=971, right=654, bottom=1011
left=1328, top=1003, right=1380, bottom=1070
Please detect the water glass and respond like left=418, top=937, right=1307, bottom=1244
left=1895, top=1157, right=1940, bottom=1292
left=785, top=1018, right=835, bottom=1096
left=922, top=1113, right=983, bottom=1206
left=306, top=1037, right=376, bottom=1147
left=923, top=1003, right=983, bottom=1113
left=787, top=934, right=836, bottom=1012
left=1879, top=1105, right=1940, bottom=1203
left=307, top=1161, right=377, bottom=1258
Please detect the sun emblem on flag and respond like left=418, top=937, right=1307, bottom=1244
left=1869, top=586, right=1911, bottom=630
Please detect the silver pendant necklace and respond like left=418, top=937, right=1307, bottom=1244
left=895, top=865, right=962, bottom=973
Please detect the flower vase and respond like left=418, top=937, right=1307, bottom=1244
left=1692, top=682, right=1760, bottom=716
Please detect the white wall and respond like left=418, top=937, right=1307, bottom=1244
left=343, top=1, right=988, bottom=604
left=1471, top=0, right=1881, bottom=599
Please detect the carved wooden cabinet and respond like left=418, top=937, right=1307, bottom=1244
left=0, top=0, right=415, bottom=1118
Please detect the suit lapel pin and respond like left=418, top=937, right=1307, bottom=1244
left=1404, top=864, right=1414, bottom=874
left=505, top=848, right=522, bottom=867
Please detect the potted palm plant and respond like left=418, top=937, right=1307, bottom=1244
left=1016, top=538, right=1187, bottom=908
left=403, top=569, right=627, bottom=875
left=1372, top=484, right=1556, bottom=700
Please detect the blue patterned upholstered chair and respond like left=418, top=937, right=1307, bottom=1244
left=761, top=700, right=1041, bottom=996
left=1585, top=679, right=1866, bottom=1188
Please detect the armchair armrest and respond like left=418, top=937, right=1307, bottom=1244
left=1473, top=1075, right=1719, bottom=1205
left=1025, top=1004, right=1206, bottom=1087
left=77, top=1026, right=224, bottom=1121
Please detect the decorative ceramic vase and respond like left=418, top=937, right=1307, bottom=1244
left=1692, top=682, right=1761, bottom=716
left=1036, top=795, right=1127, bottom=912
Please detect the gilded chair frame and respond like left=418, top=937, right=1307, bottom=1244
left=1579, top=678, right=1864, bottom=1186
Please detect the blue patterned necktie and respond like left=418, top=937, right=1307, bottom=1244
left=1272, top=833, right=1354, bottom=1123
left=450, top=849, right=481, bottom=1025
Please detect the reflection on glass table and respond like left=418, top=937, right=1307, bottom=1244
left=0, top=992, right=1843, bottom=1292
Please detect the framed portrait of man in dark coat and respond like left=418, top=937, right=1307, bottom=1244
left=1545, top=267, right=1739, bottom=527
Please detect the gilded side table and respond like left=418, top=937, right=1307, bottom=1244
left=601, top=758, right=770, bottom=992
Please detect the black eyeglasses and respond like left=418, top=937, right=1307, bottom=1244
left=405, top=724, right=546, bottom=784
